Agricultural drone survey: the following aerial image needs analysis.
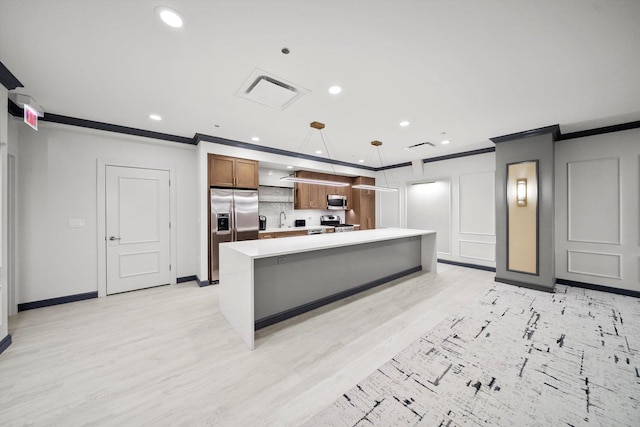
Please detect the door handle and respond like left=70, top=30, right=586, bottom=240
left=109, top=236, right=121, bottom=241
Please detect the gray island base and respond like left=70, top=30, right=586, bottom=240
left=219, top=228, right=437, bottom=350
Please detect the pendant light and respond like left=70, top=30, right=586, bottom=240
left=352, top=141, right=399, bottom=192
left=280, top=121, right=350, bottom=187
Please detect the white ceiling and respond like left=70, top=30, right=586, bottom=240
left=2, top=0, right=639, bottom=167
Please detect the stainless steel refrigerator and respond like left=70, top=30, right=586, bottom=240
left=211, top=188, right=259, bottom=282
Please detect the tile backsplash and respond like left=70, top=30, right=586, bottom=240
left=258, top=186, right=345, bottom=229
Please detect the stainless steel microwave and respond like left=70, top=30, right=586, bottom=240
left=327, top=194, right=347, bottom=210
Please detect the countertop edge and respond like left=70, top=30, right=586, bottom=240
left=224, top=228, right=435, bottom=259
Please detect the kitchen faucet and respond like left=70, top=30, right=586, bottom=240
left=279, top=211, right=286, bottom=228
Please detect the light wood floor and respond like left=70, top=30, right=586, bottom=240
left=0, top=264, right=495, bottom=426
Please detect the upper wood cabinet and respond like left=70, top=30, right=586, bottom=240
left=330, top=175, right=353, bottom=206
left=294, top=171, right=353, bottom=209
left=208, top=154, right=258, bottom=189
left=294, top=171, right=324, bottom=209
left=348, top=176, right=376, bottom=230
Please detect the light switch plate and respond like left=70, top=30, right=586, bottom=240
left=68, top=219, right=85, bottom=228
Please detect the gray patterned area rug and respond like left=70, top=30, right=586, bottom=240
left=306, top=283, right=640, bottom=426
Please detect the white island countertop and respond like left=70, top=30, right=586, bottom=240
left=222, top=227, right=435, bottom=259
left=219, top=227, right=437, bottom=350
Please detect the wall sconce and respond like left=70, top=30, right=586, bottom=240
left=516, top=178, right=527, bottom=206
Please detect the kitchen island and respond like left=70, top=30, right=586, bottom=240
left=219, top=228, right=436, bottom=350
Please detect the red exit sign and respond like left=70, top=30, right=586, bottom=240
left=24, top=104, right=38, bottom=130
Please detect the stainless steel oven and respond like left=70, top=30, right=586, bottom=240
left=320, top=215, right=355, bottom=232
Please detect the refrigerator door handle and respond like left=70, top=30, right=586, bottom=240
left=232, top=199, right=237, bottom=241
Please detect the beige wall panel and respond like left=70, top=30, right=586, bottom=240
left=508, top=162, right=537, bottom=274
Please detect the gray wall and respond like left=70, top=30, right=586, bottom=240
left=495, top=133, right=555, bottom=290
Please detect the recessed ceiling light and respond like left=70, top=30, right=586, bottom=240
left=399, top=120, right=410, bottom=127
left=328, top=85, right=342, bottom=95
left=286, top=165, right=293, bottom=169
left=441, top=140, right=450, bottom=145
left=251, top=136, right=260, bottom=142
left=315, top=150, right=323, bottom=154
left=156, top=6, right=184, bottom=28
left=358, top=159, right=365, bottom=163
left=149, top=114, right=162, bottom=121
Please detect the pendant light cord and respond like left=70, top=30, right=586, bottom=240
left=319, top=129, right=339, bottom=177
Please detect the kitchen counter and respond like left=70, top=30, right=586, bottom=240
left=258, top=225, right=333, bottom=234
left=219, top=228, right=437, bottom=350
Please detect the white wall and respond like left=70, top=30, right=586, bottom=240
left=258, top=168, right=294, bottom=188
left=376, top=152, right=496, bottom=268
left=12, top=117, right=638, bottom=304
left=7, top=108, right=18, bottom=316
left=0, top=85, right=8, bottom=339
left=16, top=121, right=198, bottom=304
left=555, top=128, right=640, bottom=291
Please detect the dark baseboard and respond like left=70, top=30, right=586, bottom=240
left=494, top=276, right=555, bottom=293
left=200, top=279, right=214, bottom=287
left=177, top=275, right=198, bottom=284
left=556, top=278, right=640, bottom=298
left=17, top=291, right=98, bottom=312
left=0, top=334, right=12, bottom=356
left=254, top=265, right=422, bottom=330
left=438, top=258, right=496, bottom=272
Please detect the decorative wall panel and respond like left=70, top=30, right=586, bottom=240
left=459, top=172, right=495, bottom=235
left=567, top=250, right=621, bottom=279
left=459, top=240, right=496, bottom=262
left=568, top=158, right=620, bottom=244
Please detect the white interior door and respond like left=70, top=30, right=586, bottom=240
left=106, top=166, right=171, bottom=295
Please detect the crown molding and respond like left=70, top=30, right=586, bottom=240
left=0, top=61, right=23, bottom=90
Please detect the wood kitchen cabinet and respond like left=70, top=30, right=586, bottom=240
left=347, top=176, right=376, bottom=230
left=330, top=175, right=352, bottom=208
left=294, top=171, right=352, bottom=209
left=208, top=154, right=258, bottom=189
left=258, top=229, right=308, bottom=239
left=294, top=171, right=325, bottom=209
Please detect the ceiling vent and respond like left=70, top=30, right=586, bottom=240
left=404, top=141, right=436, bottom=153
left=236, top=68, right=308, bottom=110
